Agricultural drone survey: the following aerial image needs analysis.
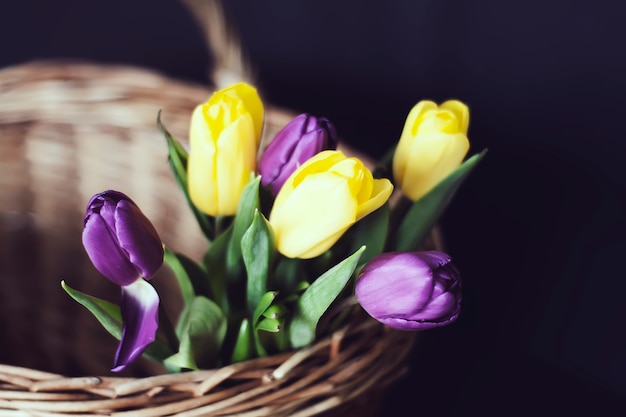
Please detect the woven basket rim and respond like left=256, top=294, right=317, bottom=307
left=0, top=318, right=416, bottom=416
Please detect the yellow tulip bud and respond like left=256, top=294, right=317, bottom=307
left=269, top=150, right=393, bottom=259
left=392, top=100, right=470, bottom=201
left=188, top=82, right=264, bottom=216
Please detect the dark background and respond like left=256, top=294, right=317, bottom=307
left=2, top=0, right=625, bottom=415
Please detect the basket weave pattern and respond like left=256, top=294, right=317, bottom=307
left=0, top=61, right=425, bottom=416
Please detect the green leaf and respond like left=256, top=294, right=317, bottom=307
left=284, top=281, right=309, bottom=303
left=164, top=296, right=226, bottom=370
left=230, top=318, right=254, bottom=363
left=61, top=280, right=123, bottom=339
left=203, top=225, right=234, bottom=313
left=61, top=281, right=172, bottom=362
left=272, top=257, right=308, bottom=296
left=348, top=202, right=390, bottom=265
left=262, top=304, right=287, bottom=319
left=163, top=247, right=211, bottom=304
left=227, top=175, right=261, bottom=270
left=252, top=291, right=279, bottom=327
left=256, top=317, right=282, bottom=333
left=289, top=246, right=366, bottom=348
left=390, top=149, right=487, bottom=252
left=241, top=210, right=275, bottom=315
left=249, top=291, right=280, bottom=358
left=157, top=110, right=214, bottom=240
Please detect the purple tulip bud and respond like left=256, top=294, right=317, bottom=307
left=82, top=190, right=163, bottom=372
left=355, top=251, right=461, bottom=330
left=259, top=113, right=338, bottom=195
left=82, top=190, right=164, bottom=286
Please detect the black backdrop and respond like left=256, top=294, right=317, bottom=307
left=2, top=1, right=626, bottom=415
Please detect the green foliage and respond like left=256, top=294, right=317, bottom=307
left=242, top=210, right=276, bottom=315
left=230, top=318, right=253, bottom=363
left=158, top=110, right=214, bottom=240
left=390, top=150, right=487, bottom=252
left=228, top=176, right=262, bottom=269
left=165, top=296, right=226, bottom=370
left=289, top=246, right=366, bottom=348
left=61, top=281, right=173, bottom=363
left=164, top=247, right=211, bottom=304
left=346, top=202, right=390, bottom=265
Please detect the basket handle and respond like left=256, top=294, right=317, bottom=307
left=180, top=0, right=256, bottom=89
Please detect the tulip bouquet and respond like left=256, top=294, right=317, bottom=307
left=61, top=82, right=485, bottom=373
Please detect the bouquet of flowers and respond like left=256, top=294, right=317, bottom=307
left=61, top=82, right=485, bottom=373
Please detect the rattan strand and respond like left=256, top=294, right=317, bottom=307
left=0, top=61, right=430, bottom=416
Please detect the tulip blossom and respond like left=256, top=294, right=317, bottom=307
left=82, top=190, right=164, bottom=371
left=392, top=100, right=470, bottom=201
left=355, top=251, right=461, bottom=330
left=259, top=113, right=338, bottom=195
left=188, top=82, right=264, bottom=216
left=269, top=150, right=393, bottom=259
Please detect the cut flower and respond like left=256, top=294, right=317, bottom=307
left=355, top=251, right=461, bottom=330
left=188, top=82, right=264, bottom=216
left=269, top=150, right=393, bottom=259
left=259, top=113, right=338, bottom=195
left=393, top=100, right=470, bottom=201
left=82, top=190, right=163, bottom=371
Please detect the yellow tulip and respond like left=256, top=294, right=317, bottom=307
left=188, top=82, right=264, bottom=216
left=269, top=150, right=393, bottom=259
left=392, top=100, right=470, bottom=201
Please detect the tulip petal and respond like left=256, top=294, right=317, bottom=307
left=356, top=178, right=394, bottom=221
left=392, top=101, right=436, bottom=187
left=414, top=250, right=452, bottom=269
left=83, top=213, right=140, bottom=286
left=112, top=280, right=159, bottom=372
left=220, top=82, right=264, bottom=144
left=379, top=310, right=459, bottom=330
left=356, top=252, right=434, bottom=318
left=288, top=150, right=347, bottom=187
left=260, top=116, right=333, bottom=195
left=215, top=114, right=257, bottom=215
left=274, top=129, right=326, bottom=187
left=188, top=104, right=219, bottom=215
left=259, top=114, right=309, bottom=186
left=404, top=292, right=460, bottom=322
left=344, top=158, right=373, bottom=204
left=401, top=131, right=469, bottom=201
left=404, top=100, right=439, bottom=137
left=441, top=100, right=470, bottom=134
left=115, top=200, right=164, bottom=280
left=270, top=172, right=356, bottom=258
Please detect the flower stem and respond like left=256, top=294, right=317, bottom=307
left=158, top=303, right=179, bottom=354
left=388, top=195, right=412, bottom=249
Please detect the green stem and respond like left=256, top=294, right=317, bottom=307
left=387, top=195, right=412, bottom=250
left=214, top=215, right=224, bottom=236
left=158, top=303, right=180, bottom=354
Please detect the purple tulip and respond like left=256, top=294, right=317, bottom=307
left=355, top=251, right=461, bottom=330
left=82, top=190, right=163, bottom=371
left=259, top=113, right=338, bottom=195
left=82, top=190, right=163, bottom=286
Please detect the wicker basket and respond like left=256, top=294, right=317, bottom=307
left=0, top=61, right=438, bottom=416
